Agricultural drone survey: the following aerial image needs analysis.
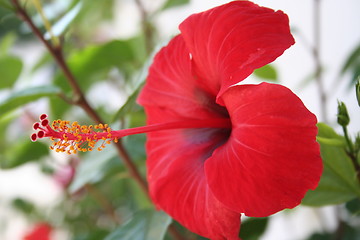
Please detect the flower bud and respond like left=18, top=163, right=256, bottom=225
left=337, top=101, right=350, bottom=127
left=356, top=78, right=360, bottom=107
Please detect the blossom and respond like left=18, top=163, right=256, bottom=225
left=31, top=1, right=322, bottom=239
left=138, top=1, right=322, bottom=239
left=23, top=223, right=52, bottom=240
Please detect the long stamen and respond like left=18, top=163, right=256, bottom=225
left=31, top=114, right=231, bottom=154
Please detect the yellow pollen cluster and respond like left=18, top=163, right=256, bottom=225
left=49, top=119, right=116, bottom=154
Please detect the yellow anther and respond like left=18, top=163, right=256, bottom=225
left=106, top=140, right=111, bottom=144
left=114, top=137, right=118, bottom=143
left=63, top=134, right=68, bottom=140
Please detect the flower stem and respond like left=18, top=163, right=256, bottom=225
left=313, top=0, right=328, bottom=123
left=342, top=126, right=360, bottom=184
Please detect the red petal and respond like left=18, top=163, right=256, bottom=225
left=23, top=223, right=52, bottom=240
left=205, top=83, right=322, bottom=217
left=145, top=108, right=240, bottom=240
left=138, top=35, right=228, bottom=119
left=179, top=1, right=295, bottom=101
left=139, top=36, right=241, bottom=238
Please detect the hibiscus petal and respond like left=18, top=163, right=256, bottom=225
left=145, top=108, right=240, bottom=240
left=205, top=83, right=322, bottom=217
left=138, top=33, right=240, bottom=239
left=138, top=35, right=228, bottom=119
left=179, top=1, right=295, bottom=101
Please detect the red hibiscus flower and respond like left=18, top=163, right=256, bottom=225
left=23, top=223, right=52, bottom=240
left=138, top=1, right=322, bottom=239
left=31, top=1, right=322, bottom=239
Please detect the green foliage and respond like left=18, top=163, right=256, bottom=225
left=239, top=217, right=268, bottom=240
left=43, top=1, right=83, bottom=39
left=307, top=223, right=360, bottom=240
left=0, top=0, right=14, bottom=12
left=253, top=64, right=278, bottom=82
left=302, top=123, right=360, bottom=206
left=0, top=85, right=62, bottom=117
left=1, top=140, right=49, bottom=169
left=69, top=147, right=122, bottom=193
left=54, top=38, right=141, bottom=93
left=0, top=33, right=23, bottom=89
left=0, top=55, right=22, bottom=89
left=161, top=0, right=190, bottom=10
left=12, top=198, right=36, bottom=215
left=346, top=198, right=360, bottom=215
left=356, top=78, right=360, bottom=106
left=341, top=42, right=360, bottom=87
left=104, top=209, right=172, bottom=240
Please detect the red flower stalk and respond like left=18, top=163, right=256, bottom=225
left=23, top=223, right=52, bottom=240
left=31, top=1, right=322, bottom=239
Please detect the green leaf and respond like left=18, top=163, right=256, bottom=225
left=12, top=198, right=35, bottom=215
left=112, top=85, right=142, bottom=122
left=302, top=123, right=360, bottom=206
left=341, top=42, right=360, bottom=87
left=253, top=64, right=278, bottom=82
left=104, top=209, right=172, bottom=240
left=0, top=55, right=23, bottom=89
left=307, top=233, right=332, bottom=240
left=346, top=198, right=360, bottom=216
left=1, top=141, right=49, bottom=169
left=0, top=33, right=16, bottom=54
left=161, top=0, right=190, bottom=10
left=69, top=147, right=122, bottom=193
left=55, top=39, right=138, bottom=92
left=111, top=41, right=157, bottom=122
left=239, top=217, right=268, bottom=240
left=0, top=85, right=62, bottom=117
left=0, top=0, right=14, bottom=11
left=44, top=1, right=83, bottom=39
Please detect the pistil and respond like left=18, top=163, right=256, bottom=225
left=31, top=114, right=232, bottom=154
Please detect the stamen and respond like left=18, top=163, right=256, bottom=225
left=30, top=114, right=232, bottom=154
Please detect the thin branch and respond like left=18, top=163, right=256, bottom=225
left=341, top=126, right=360, bottom=184
left=11, top=0, right=148, bottom=202
left=313, top=0, right=328, bottom=122
left=134, top=0, right=154, bottom=53
left=12, top=1, right=185, bottom=239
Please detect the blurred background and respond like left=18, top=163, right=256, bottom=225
left=0, top=0, right=360, bottom=239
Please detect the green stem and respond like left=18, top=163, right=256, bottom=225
left=342, top=126, right=360, bottom=184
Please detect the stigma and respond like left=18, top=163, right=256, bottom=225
left=31, top=114, right=118, bottom=154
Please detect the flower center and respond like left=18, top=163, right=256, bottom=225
left=31, top=114, right=232, bottom=154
